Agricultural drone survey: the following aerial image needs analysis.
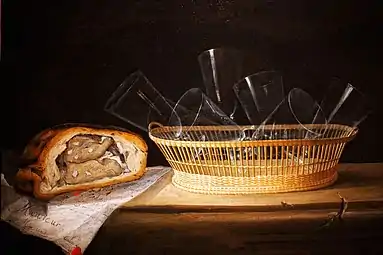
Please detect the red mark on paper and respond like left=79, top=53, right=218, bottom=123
left=71, top=246, right=82, bottom=255
left=73, top=191, right=81, bottom=196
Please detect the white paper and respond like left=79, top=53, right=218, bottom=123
left=1, top=166, right=170, bottom=254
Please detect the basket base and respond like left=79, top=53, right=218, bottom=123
left=172, top=168, right=338, bottom=195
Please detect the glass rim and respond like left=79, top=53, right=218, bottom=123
left=198, top=47, right=243, bottom=57
left=288, top=88, right=327, bottom=136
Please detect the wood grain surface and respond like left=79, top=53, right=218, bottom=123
left=126, top=163, right=383, bottom=208
left=86, top=209, right=383, bottom=255
left=85, top=163, right=383, bottom=254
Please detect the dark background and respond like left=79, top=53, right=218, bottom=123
left=1, top=0, right=382, bottom=165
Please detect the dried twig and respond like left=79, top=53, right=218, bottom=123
left=281, top=200, right=294, bottom=208
left=321, top=213, right=337, bottom=228
left=337, top=192, right=348, bottom=221
left=319, top=192, right=348, bottom=229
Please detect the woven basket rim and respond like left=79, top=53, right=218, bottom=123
left=149, top=123, right=358, bottom=147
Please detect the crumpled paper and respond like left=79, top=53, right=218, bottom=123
left=1, top=166, right=170, bottom=254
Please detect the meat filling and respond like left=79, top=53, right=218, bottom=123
left=55, top=134, right=131, bottom=186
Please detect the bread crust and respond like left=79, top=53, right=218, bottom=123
left=14, top=124, right=148, bottom=200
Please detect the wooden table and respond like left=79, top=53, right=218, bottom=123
left=85, top=163, right=383, bottom=255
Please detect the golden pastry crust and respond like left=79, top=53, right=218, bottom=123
left=14, top=124, right=148, bottom=200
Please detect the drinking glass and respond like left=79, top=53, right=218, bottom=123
left=104, top=70, right=182, bottom=134
left=198, top=48, right=246, bottom=121
left=319, top=78, right=371, bottom=129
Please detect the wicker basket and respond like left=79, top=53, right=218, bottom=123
left=149, top=123, right=357, bottom=194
